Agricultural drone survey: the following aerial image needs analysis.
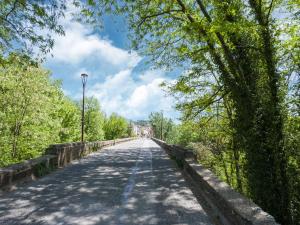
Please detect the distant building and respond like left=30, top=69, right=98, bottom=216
left=141, top=125, right=153, bottom=138
left=131, top=123, right=153, bottom=138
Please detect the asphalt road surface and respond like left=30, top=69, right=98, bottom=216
left=0, top=139, right=213, bottom=225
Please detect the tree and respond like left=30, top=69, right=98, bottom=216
left=0, top=54, right=131, bottom=167
left=0, top=54, right=94, bottom=166
left=57, top=97, right=81, bottom=143
left=104, top=113, right=128, bottom=140
left=84, top=0, right=299, bottom=223
left=149, top=112, right=174, bottom=141
left=0, top=54, right=63, bottom=166
left=83, top=97, right=105, bottom=142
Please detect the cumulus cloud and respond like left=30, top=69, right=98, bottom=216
left=48, top=5, right=141, bottom=68
left=87, top=69, right=177, bottom=120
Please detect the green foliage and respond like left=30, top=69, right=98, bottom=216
left=83, top=97, right=105, bottom=142
left=149, top=112, right=174, bottom=141
left=166, top=121, right=201, bottom=146
left=0, top=54, right=62, bottom=166
left=0, top=0, right=66, bottom=55
left=285, top=78, right=300, bottom=223
left=58, top=97, right=81, bottom=143
left=168, top=114, right=247, bottom=193
left=104, top=113, right=129, bottom=140
left=0, top=54, right=108, bottom=167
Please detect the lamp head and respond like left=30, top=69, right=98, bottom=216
left=81, top=73, right=88, bottom=85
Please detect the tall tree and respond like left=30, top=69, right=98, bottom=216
left=85, top=0, right=299, bottom=223
left=84, top=97, right=105, bottom=142
left=57, top=97, right=81, bottom=143
left=104, top=113, right=128, bottom=140
left=149, top=112, right=174, bottom=141
left=0, top=54, right=63, bottom=166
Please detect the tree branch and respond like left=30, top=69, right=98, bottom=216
left=137, top=9, right=182, bottom=28
left=175, top=0, right=237, bottom=88
left=4, top=0, right=19, bottom=20
left=266, top=0, right=274, bottom=20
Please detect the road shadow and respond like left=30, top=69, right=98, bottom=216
left=0, top=139, right=213, bottom=225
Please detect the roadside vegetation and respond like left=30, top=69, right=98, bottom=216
left=0, top=56, right=132, bottom=167
left=0, top=2, right=133, bottom=167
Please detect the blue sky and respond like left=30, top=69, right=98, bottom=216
left=44, top=5, right=180, bottom=121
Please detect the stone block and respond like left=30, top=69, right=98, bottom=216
left=0, top=155, right=57, bottom=190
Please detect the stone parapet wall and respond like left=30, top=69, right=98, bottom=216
left=0, top=138, right=135, bottom=190
left=152, top=138, right=279, bottom=225
left=45, top=138, right=134, bottom=167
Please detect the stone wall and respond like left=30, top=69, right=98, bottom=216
left=152, top=138, right=279, bottom=225
left=0, top=138, right=135, bottom=190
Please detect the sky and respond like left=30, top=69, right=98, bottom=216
left=44, top=5, right=180, bottom=122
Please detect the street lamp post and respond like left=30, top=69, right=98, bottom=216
left=81, top=73, right=88, bottom=143
left=161, top=110, right=163, bottom=140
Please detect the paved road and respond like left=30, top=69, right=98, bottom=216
left=0, top=139, right=213, bottom=225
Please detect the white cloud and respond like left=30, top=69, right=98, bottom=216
left=87, top=69, right=177, bottom=120
left=48, top=5, right=141, bottom=68
left=138, top=69, right=165, bottom=82
left=127, top=78, right=164, bottom=108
